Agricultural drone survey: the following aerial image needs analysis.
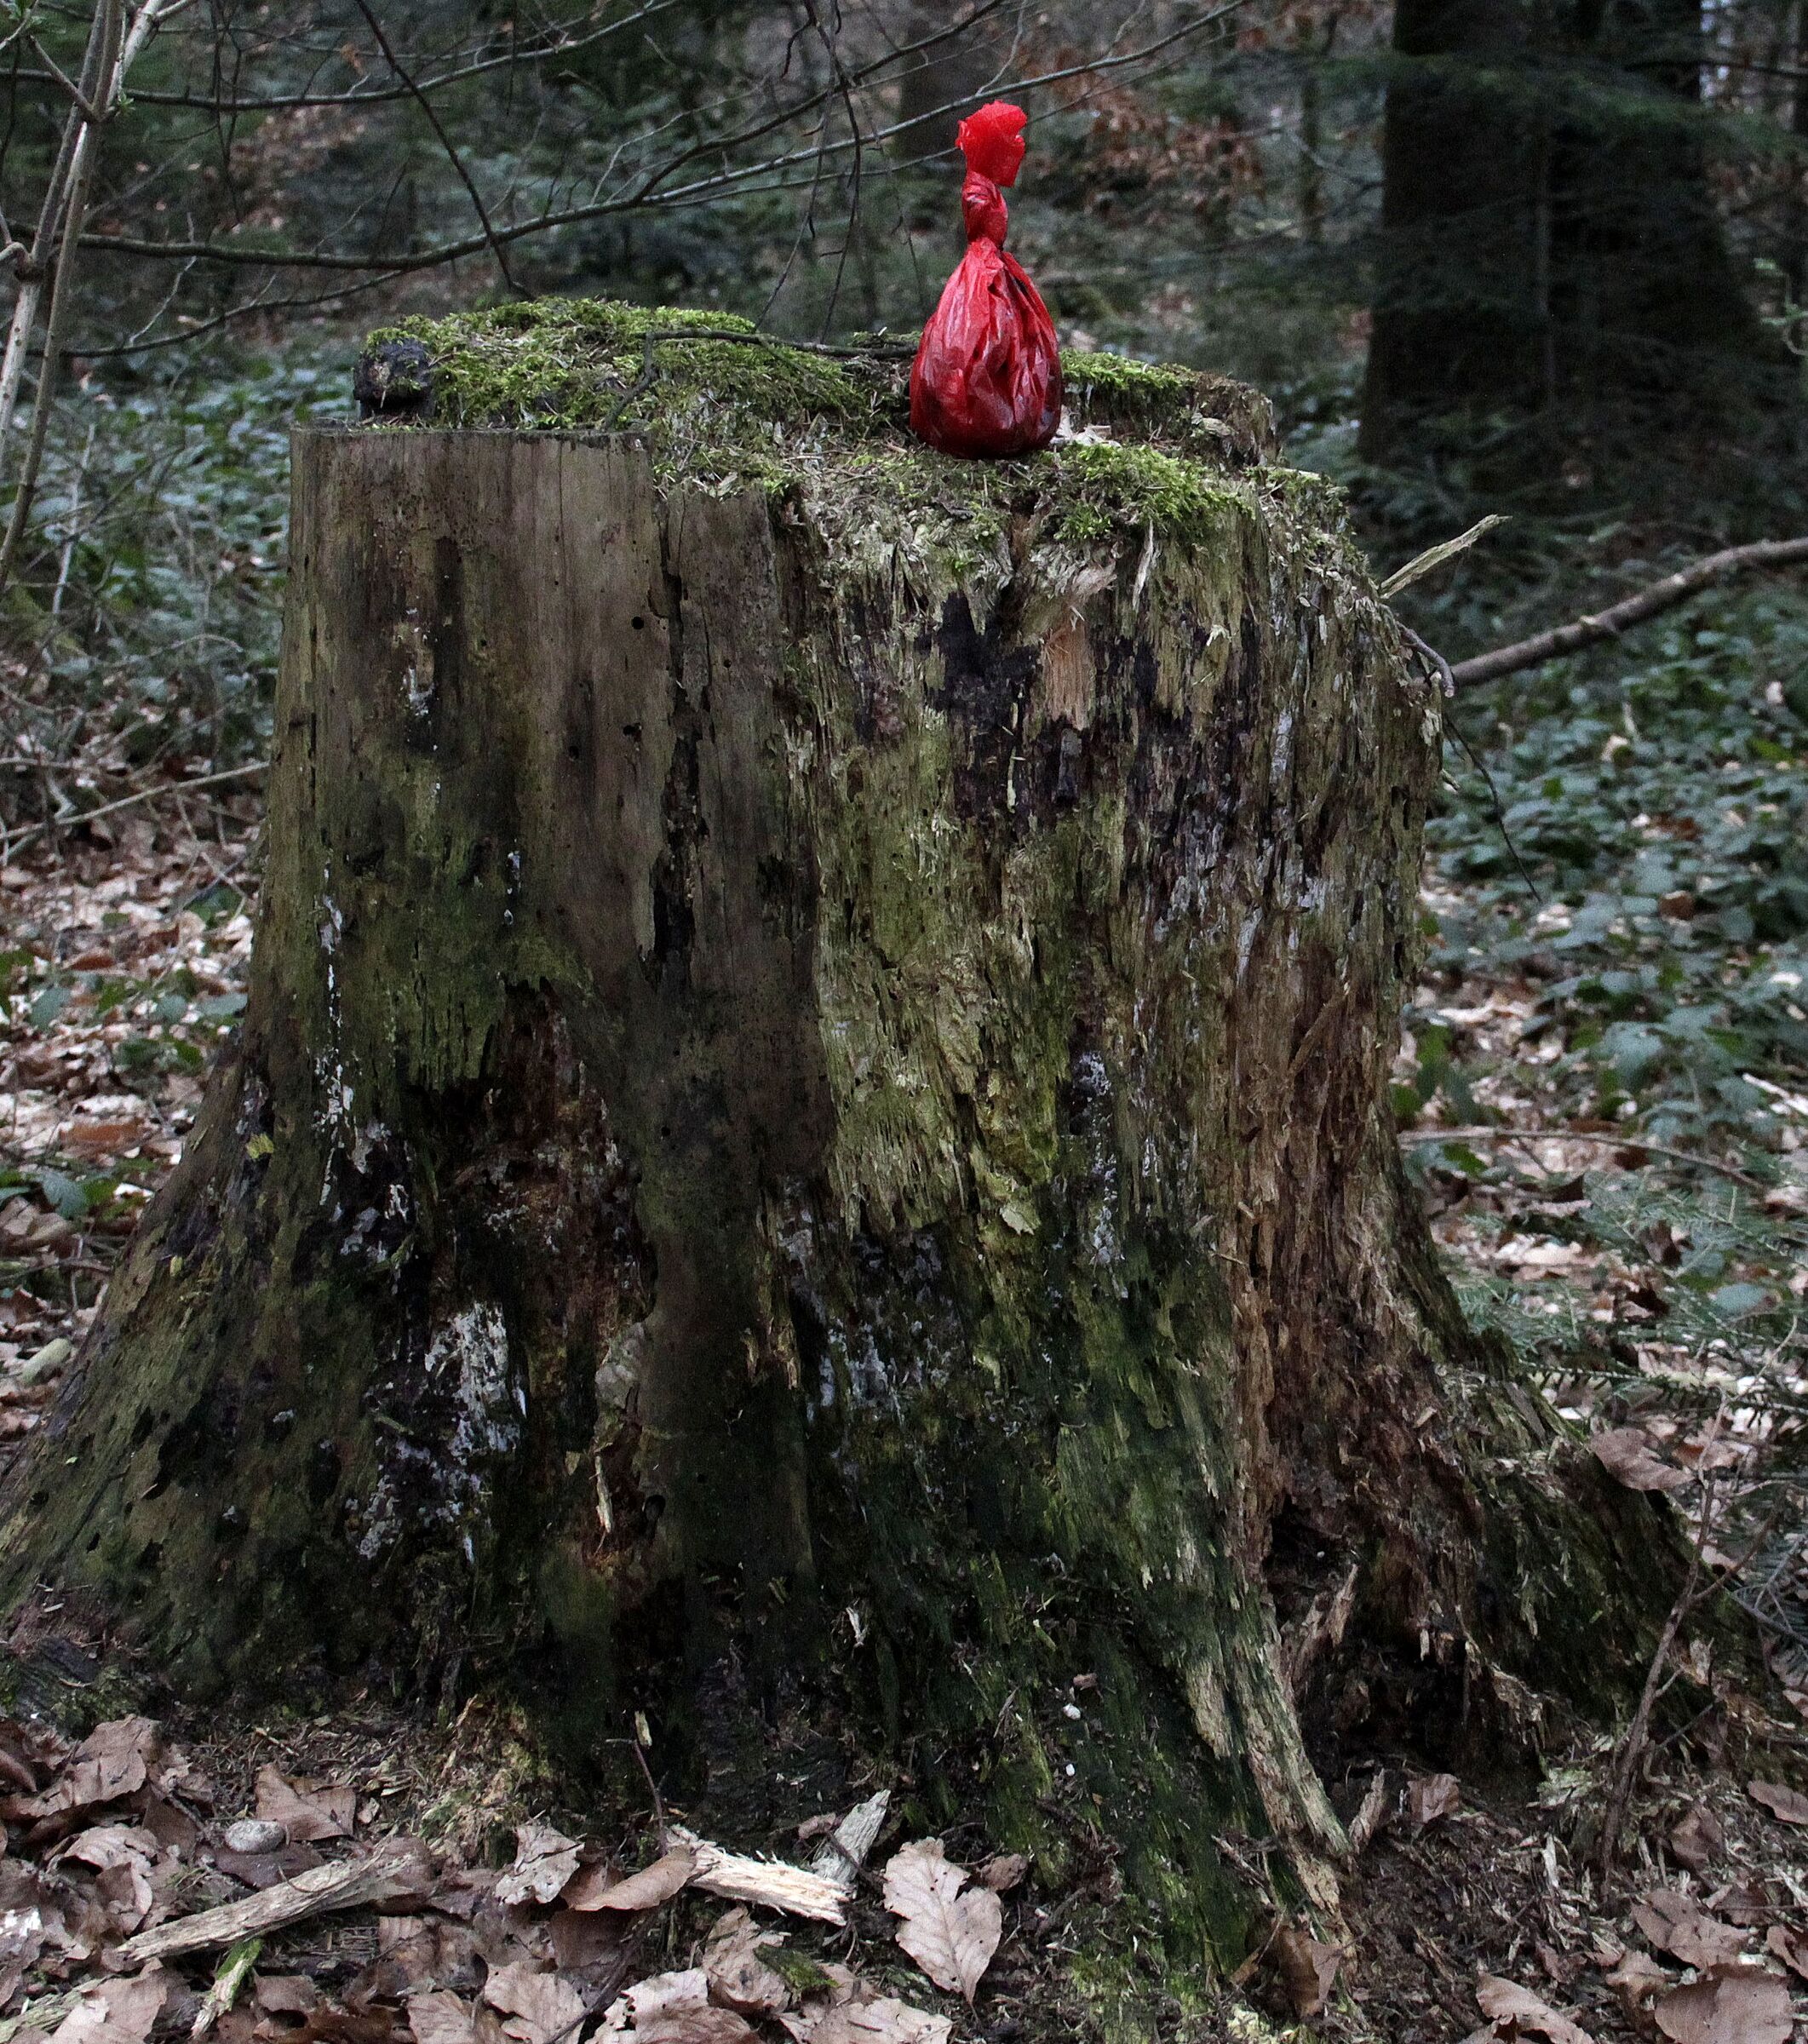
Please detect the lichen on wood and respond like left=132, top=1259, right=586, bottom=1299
left=1, top=299, right=1689, bottom=2003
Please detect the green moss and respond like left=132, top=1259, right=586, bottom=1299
left=358, top=299, right=1278, bottom=508
left=1052, top=443, right=1246, bottom=543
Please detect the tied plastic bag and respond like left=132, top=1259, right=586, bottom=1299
left=909, top=100, right=1063, bottom=458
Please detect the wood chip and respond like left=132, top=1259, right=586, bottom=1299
left=673, top=1832, right=846, bottom=1928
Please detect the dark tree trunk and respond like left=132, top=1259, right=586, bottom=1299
left=0, top=318, right=1679, bottom=1972
left=1359, top=0, right=1770, bottom=462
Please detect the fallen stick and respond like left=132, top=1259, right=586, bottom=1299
left=117, top=1840, right=430, bottom=1964
left=1448, top=536, right=1808, bottom=690
left=1398, top=1123, right=1763, bottom=1190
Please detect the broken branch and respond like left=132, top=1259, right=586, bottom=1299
left=1449, top=536, right=1808, bottom=690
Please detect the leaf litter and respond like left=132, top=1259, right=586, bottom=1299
left=0, top=1708, right=989, bottom=2044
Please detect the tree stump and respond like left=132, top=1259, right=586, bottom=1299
left=1, top=305, right=1674, bottom=1966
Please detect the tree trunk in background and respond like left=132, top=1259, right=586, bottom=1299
left=0, top=399, right=1678, bottom=1969
left=1360, top=0, right=1770, bottom=463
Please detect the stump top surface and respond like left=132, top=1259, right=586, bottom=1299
left=355, top=298, right=1289, bottom=538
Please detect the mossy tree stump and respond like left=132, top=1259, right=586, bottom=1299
left=2, top=304, right=1676, bottom=1968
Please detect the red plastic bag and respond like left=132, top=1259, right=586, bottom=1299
left=909, top=100, right=1063, bottom=458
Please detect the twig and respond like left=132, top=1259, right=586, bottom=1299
left=1380, top=515, right=1508, bottom=600
left=5, top=761, right=267, bottom=859
left=351, top=0, right=525, bottom=299
left=117, top=1841, right=428, bottom=1962
left=1399, top=1124, right=1764, bottom=1189
left=1597, top=1471, right=1716, bottom=1877
left=1450, top=536, right=1808, bottom=690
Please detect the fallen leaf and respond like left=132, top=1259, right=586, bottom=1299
left=881, top=1840, right=1002, bottom=2003
left=1475, top=1974, right=1593, bottom=2044
left=1592, top=1428, right=1690, bottom=1494
left=605, top=1972, right=710, bottom=2033
left=975, top=1855, right=1027, bottom=1894
left=1745, top=1781, right=1808, bottom=1826
left=604, top=1972, right=761, bottom=2044
left=56, top=1824, right=160, bottom=1872
left=255, top=1978, right=323, bottom=2018
left=1604, top=1949, right=1670, bottom=2015
left=1653, top=1965, right=1792, bottom=2044
left=25, top=1720, right=164, bottom=1820
left=804, top=2001, right=951, bottom=2044
left=1407, top=1773, right=1461, bottom=1828
left=1763, top=1926, right=1808, bottom=1984
left=481, top=1962, right=584, bottom=2044
left=1669, top=1806, right=1725, bottom=1873
left=1705, top=1884, right=1770, bottom=1928
left=49, top=1971, right=172, bottom=2044
left=1271, top=1925, right=1340, bottom=2018
left=493, top=1824, right=583, bottom=1909
left=254, top=1768, right=354, bottom=1846
left=1633, top=1891, right=1747, bottom=1970
left=565, top=1848, right=695, bottom=1915
left=405, top=1993, right=476, bottom=2044
left=703, top=1909, right=791, bottom=2018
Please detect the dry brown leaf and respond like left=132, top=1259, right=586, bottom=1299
left=405, top=1994, right=477, bottom=2044
left=803, top=2000, right=951, bottom=2044
left=1604, top=1949, right=1670, bottom=2015
left=56, top=1824, right=160, bottom=1873
left=565, top=1848, right=694, bottom=1915
left=1633, top=1891, right=1748, bottom=1970
left=604, top=1972, right=761, bottom=2044
left=26, top=1720, right=164, bottom=1820
left=1475, top=1973, right=1593, bottom=2044
left=254, top=1768, right=355, bottom=1846
left=480, top=1962, right=584, bottom=2044
left=1669, top=1805, right=1725, bottom=1873
left=634, top=2013, right=760, bottom=2044
left=603, top=1972, right=710, bottom=2033
left=1705, top=1884, right=1770, bottom=1929
left=255, top=1978, right=324, bottom=2019
left=703, top=1909, right=791, bottom=2018
left=1653, top=1966, right=1792, bottom=2044
left=1407, top=1773, right=1461, bottom=1828
left=493, top=1825, right=583, bottom=1909
left=881, top=1840, right=1002, bottom=2003
left=1271, top=1925, right=1340, bottom=2018
left=975, top=1855, right=1027, bottom=1894
left=1745, top=1781, right=1808, bottom=1826
left=1763, top=1927, right=1808, bottom=1984
left=49, top=1969, right=172, bottom=2044
left=1592, top=1428, right=1690, bottom=1494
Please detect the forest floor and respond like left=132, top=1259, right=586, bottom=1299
left=3, top=669, right=1808, bottom=2041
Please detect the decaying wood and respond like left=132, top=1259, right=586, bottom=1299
left=117, top=1843, right=430, bottom=1963
left=671, top=1831, right=847, bottom=1927
left=3, top=412, right=1687, bottom=1967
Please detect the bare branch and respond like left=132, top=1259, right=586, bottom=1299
left=1449, top=536, right=1808, bottom=689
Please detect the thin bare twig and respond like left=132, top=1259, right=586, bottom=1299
left=1399, top=1124, right=1765, bottom=1190
left=1450, top=537, right=1808, bottom=689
